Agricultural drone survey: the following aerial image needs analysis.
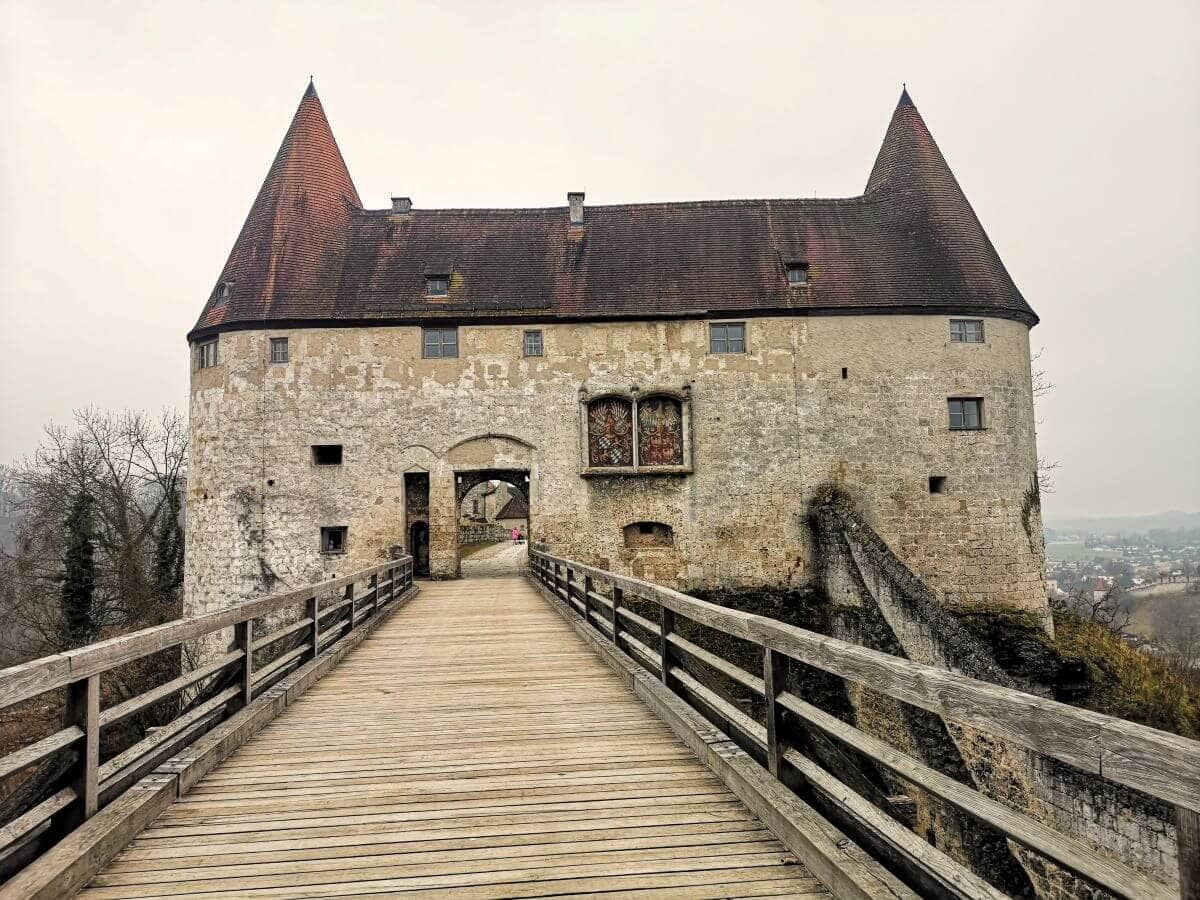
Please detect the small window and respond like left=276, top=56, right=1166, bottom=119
left=196, top=339, right=218, bottom=370
left=270, top=337, right=289, bottom=363
left=320, top=526, right=347, bottom=554
left=950, top=319, right=984, bottom=343
left=623, top=521, right=674, bottom=548
left=929, top=475, right=947, bottom=495
left=423, top=327, right=458, bottom=359
left=312, top=444, right=343, bottom=466
left=786, top=263, right=809, bottom=286
left=426, top=275, right=449, bottom=297
left=948, top=398, right=984, bottom=431
left=523, top=330, right=543, bottom=357
left=710, top=322, right=746, bottom=354
left=212, top=281, right=235, bottom=304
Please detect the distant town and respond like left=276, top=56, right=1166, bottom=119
left=1044, top=517, right=1200, bottom=658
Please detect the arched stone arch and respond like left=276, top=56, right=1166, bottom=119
left=445, top=433, right=536, bottom=469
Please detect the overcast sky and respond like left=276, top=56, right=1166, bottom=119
left=1, top=1, right=1196, bottom=518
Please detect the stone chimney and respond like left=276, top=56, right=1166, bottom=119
left=391, top=196, right=412, bottom=214
left=568, top=191, right=585, bottom=226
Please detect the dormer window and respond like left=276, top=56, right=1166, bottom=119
left=212, top=281, right=235, bottom=304
left=426, top=275, right=449, bottom=297
left=786, top=263, right=809, bottom=286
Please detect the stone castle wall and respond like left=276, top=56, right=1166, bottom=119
left=184, top=314, right=1046, bottom=620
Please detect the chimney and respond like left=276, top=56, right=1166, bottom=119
left=567, top=191, right=585, bottom=226
left=391, top=196, right=412, bottom=214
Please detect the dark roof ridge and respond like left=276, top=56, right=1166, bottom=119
left=192, top=85, right=1037, bottom=336
left=356, top=195, right=870, bottom=217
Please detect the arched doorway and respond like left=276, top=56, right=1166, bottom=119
left=456, top=474, right=529, bottom=577
left=409, top=521, right=430, bottom=577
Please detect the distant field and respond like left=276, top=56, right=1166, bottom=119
left=1045, top=541, right=1121, bottom=561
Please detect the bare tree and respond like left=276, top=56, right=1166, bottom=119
left=0, top=408, right=187, bottom=661
left=1052, top=585, right=1131, bottom=635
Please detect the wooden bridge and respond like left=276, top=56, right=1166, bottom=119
left=0, top=552, right=1198, bottom=898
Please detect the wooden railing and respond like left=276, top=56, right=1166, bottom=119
left=531, top=549, right=1200, bottom=900
left=0, top=555, right=414, bottom=875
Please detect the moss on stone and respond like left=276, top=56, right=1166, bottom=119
left=1053, top=613, right=1200, bottom=739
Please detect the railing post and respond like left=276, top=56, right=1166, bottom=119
left=234, top=618, right=253, bottom=706
left=372, top=573, right=381, bottom=616
left=307, top=594, right=320, bottom=660
left=553, top=563, right=562, bottom=601
left=659, top=606, right=676, bottom=690
left=566, top=567, right=576, bottom=609
left=763, top=647, right=786, bottom=779
left=347, top=583, right=356, bottom=630
left=64, top=675, right=99, bottom=820
left=583, top=574, right=593, bottom=627
left=610, top=585, right=623, bottom=647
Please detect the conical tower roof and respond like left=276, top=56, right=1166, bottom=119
left=194, top=81, right=360, bottom=330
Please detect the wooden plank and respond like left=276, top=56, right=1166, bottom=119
left=536, top=578, right=915, bottom=900
left=776, top=689, right=1172, bottom=899
left=99, top=652, right=240, bottom=729
left=79, top=577, right=826, bottom=899
left=534, top=550, right=1200, bottom=814
left=0, top=559, right=407, bottom=709
left=9, top=584, right=417, bottom=899
left=0, top=725, right=83, bottom=781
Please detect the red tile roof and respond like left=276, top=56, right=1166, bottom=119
left=190, top=86, right=1036, bottom=339
left=495, top=496, right=529, bottom=521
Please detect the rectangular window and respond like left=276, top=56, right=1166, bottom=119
left=949, top=319, right=984, bottom=343
left=320, top=526, right=347, bottom=554
left=709, top=322, right=746, bottom=354
left=196, top=339, right=218, bottom=369
left=270, top=337, right=289, bottom=363
left=948, top=398, right=984, bottom=430
left=311, top=444, right=343, bottom=466
left=422, top=327, right=458, bottom=359
left=786, top=264, right=809, bottom=286
left=426, top=275, right=449, bottom=297
left=523, top=330, right=543, bottom=357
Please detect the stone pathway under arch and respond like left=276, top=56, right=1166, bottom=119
left=460, top=541, right=529, bottom=578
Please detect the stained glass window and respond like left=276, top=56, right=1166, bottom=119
left=637, top=397, right=684, bottom=466
left=587, top=398, right=634, bottom=466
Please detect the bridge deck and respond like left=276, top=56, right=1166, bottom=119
left=79, top=576, right=827, bottom=898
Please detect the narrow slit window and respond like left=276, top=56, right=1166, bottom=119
left=948, top=398, right=984, bottom=431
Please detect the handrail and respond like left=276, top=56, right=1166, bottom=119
left=531, top=549, right=1194, bottom=900
left=0, top=554, right=414, bottom=876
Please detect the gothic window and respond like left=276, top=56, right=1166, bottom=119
left=587, top=398, right=634, bottom=467
left=637, top=396, right=684, bottom=466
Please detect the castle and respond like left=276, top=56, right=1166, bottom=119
left=185, top=82, right=1046, bottom=624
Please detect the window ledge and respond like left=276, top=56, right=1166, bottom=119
left=949, top=427, right=988, bottom=432
left=321, top=550, right=347, bottom=556
left=581, top=465, right=693, bottom=478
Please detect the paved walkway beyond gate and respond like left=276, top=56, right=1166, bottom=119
left=79, top=577, right=827, bottom=898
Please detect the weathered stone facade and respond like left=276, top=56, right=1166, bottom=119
left=185, top=313, right=1045, bottom=621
